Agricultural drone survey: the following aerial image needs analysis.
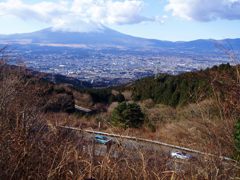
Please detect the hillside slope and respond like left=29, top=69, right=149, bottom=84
left=129, top=63, right=240, bottom=114
left=0, top=64, right=76, bottom=113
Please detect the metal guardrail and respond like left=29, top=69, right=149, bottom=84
left=57, top=125, right=238, bottom=163
left=75, top=105, right=92, bottom=113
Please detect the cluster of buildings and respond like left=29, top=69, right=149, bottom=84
left=9, top=47, right=231, bottom=87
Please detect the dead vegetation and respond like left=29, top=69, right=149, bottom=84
left=0, top=49, right=240, bottom=179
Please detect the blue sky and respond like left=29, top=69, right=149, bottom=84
left=0, top=0, right=240, bottom=41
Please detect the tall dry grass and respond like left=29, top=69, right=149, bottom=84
left=1, top=49, right=240, bottom=179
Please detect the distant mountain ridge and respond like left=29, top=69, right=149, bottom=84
left=0, top=27, right=156, bottom=48
left=0, top=27, right=240, bottom=52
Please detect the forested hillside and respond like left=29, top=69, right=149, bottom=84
left=131, top=63, right=239, bottom=111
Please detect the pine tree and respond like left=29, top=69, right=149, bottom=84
left=234, top=118, right=240, bottom=160
left=111, top=102, right=144, bottom=128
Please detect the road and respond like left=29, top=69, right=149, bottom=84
left=57, top=125, right=237, bottom=164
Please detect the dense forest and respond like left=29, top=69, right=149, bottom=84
left=131, top=63, right=239, bottom=109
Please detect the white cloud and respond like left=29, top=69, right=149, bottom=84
left=0, top=0, right=160, bottom=32
left=165, top=0, right=240, bottom=21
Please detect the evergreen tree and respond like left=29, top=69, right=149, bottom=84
left=111, top=102, right=144, bottom=128
left=234, top=118, right=240, bottom=157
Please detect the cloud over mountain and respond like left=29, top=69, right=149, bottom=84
left=0, top=0, right=158, bottom=32
left=165, top=0, right=240, bottom=21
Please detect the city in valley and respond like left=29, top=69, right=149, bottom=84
left=8, top=44, right=231, bottom=87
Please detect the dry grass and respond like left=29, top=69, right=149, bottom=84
left=1, top=117, right=239, bottom=179
left=63, top=98, right=237, bottom=158
left=48, top=98, right=233, bottom=158
left=73, top=91, right=93, bottom=108
left=1, top=51, right=240, bottom=179
left=122, top=90, right=133, bottom=101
